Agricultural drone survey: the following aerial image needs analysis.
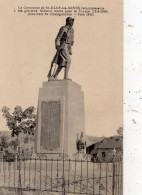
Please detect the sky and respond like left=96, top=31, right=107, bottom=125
left=0, top=0, right=123, bottom=136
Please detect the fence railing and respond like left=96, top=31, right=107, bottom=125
left=0, top=155, right=123, bottom=195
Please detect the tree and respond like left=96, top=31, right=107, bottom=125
left=2, top=106, right=36, bottom=137
left=9, top=138, right=19, bottom=151
left=117, top=127, right=123, bottom=137
left=0, top=135, right=9, bottom=150
left=23, top=135, right=29, bottom=144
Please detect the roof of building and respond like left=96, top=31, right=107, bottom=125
left=86, top=135, right=105, bottom=147
left=87, top=136, right=122, bottom=149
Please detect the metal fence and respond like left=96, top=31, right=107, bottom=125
left=0, top=155, right=123, bottom=195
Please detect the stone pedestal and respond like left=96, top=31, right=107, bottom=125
left=35, top=80, right=85, bottom=157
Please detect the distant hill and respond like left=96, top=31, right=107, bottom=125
left=0, top=131, right=11, bottom=137
left=86, top=135, right=105, bottom=147
left=0, top=131, right=105, bottom=148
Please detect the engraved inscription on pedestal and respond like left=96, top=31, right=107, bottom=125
left=40, top=101, right=61, bottom=151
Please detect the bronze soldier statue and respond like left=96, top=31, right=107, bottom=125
left=48, top=17, right=74, bottom=80
left=76, top=132, right=86, bottom=153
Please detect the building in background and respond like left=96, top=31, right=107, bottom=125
left=86, top=135, right=123, bottom=162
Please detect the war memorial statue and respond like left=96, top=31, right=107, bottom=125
left=48, top=17, right=74, bottom=80
left=35, top=17, right=85, bottom=157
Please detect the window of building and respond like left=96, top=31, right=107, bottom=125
left=102, top=152, right=106, bottom=158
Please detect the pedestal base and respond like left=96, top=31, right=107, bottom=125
left=35, top=80, right=85, bottom=157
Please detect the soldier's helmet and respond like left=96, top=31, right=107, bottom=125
left=66, top=17, right=74, bottom=23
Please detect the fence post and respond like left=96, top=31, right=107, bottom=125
left=112, top=149, right=116, bottom=195
left=18, top=147, right=22, bottom=195
left=62, top=152, right=66, bottom=195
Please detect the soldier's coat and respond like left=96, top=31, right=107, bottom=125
left=52, top=24, right=74, bottom=67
